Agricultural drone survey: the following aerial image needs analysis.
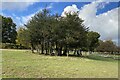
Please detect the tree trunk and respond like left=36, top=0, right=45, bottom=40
left=63, top=46, right=67, bottom=56
left=76, top=49, right=82, bottom=56
left=45, top=49, right=48, bottom=55
left=31, top=43, right=34, bottom=53
left=45, top=42, right=48, bottom=55
left=55, top=42, right=58, bottom=56
left=31, top=47, right=34, bottom=53
left=67, top=49, right=69, bottom=57
left=48, top=41, right=50, bottom=54
left=50, top=42, right=54, bottom=55
left=41, top=42, right=44, bottom=54
left=35, top=45, right=39, bottom=53
left=77, top=50, right=80, bottom=56
left=58, top=46, right=62, bottom=56
left=111, top=51, right=113, bottom=55
left=79, top=50, right=82, bottom=56
left=74, top=49, right=76, bottom=55
left=89, top=51, right=92, bottom=54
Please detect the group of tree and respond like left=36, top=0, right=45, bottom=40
left=17, top=9, right=101, bottom=56
left=96, top=40, right=120, bottom=54
left=1, top=8, right=119, bottom=56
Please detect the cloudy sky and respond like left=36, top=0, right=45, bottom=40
left=0, top=0, right=119, bottom=44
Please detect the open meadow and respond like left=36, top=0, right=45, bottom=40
left=2, top=49, right=119, bottom=78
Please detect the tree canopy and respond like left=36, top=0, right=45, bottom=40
left=1, top=15, right=17, bottom=44
left=21, top=9, right=100, bottom=56
left=87, top=31, right=100, bottom=52
left=96, top=40, right=117, bottom=54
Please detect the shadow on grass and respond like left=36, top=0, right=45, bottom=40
left=29, top=51, right=118, bottom=62
left=83, top=55, right=115, bottom=62
left=63, top=54, right=118, bottom=62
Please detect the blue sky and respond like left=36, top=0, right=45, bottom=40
left=1, top=2, right=90, bottom=17
left=1, top=2, right=118, bottom=17
left=0, top=1, right=119, bottom=44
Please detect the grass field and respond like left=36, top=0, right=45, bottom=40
left=2, top=49, right=119, bottom=78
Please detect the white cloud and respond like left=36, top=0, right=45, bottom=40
left=94, top=8, right=118, bottom=40
left=46, top=3, right=53, bottom=9
left=0, top=12, right=34, bottom=27
left=78, top=1, right=118, bottom=41
left=61, top=1, right=119, bottom=43
left=61, top=4, right=79, bottom=17
left=1, top=1, right=38, bottom=11
left=21, top=13, right=35, bottom=25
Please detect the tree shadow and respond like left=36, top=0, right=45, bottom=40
left=83, top=56, right=114, bottom=61
left=67, top=54, right=117, bottom=62
left=31, top=51, right=118, bottom=62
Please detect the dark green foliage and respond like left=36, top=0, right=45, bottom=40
left=24, top=9, right=90, bottom=56
left=12, top=8, right=101, bottom=56
left=1, top=15, right=17, bottom=44
left=87, top=31, right=100, bottom=52
left=0, top=15, right=2, bottom=43
left=22, top=8, right=102, bottom=56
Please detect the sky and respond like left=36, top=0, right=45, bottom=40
left=0, top=0, right=119, bottom=45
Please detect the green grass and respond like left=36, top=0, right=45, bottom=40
left=2, top=49, right=119, bottom=78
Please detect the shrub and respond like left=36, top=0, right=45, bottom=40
left=1, top=43, right=30, bottom=49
